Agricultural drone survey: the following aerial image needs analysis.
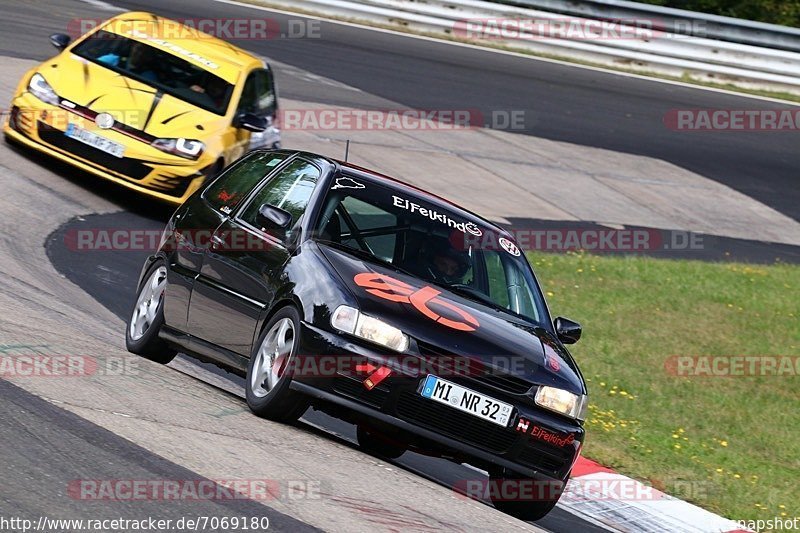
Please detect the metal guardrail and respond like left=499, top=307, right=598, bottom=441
left=265, top=0, right=800, bottom=94
left=497, top=0, right=800, bottom=53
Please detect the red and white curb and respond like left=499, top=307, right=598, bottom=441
left=560, top=456, right=751, bottom=532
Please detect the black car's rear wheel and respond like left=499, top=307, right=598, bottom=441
left=245, top=306, right=309, bottom=422
left=489, top=469, right=562, bottom=521
left=125, top=261, right=176, bottom=364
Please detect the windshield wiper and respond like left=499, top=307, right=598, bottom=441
left=316, top=240, right=417, bottom=278
left=441, top=285, right=505, bottom=312
left=442, top=284, right=539, bottom=324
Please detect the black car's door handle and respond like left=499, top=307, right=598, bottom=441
left=210, top=234, right=226, bottom=250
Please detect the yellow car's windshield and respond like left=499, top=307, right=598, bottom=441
left=72, top=30, right=234, bottom=115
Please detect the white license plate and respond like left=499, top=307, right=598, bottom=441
left=420, top=375, right=513, bottom=427
left=65, top=124, right=124, bottom=158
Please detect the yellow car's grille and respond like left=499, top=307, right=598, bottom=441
left=36, top=121, right=152, bottom=181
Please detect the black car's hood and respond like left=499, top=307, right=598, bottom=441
left=318, top=243, right=585, bottom=395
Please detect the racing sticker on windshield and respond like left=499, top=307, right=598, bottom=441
left=354, top=273, right=480, bottom=332
left=499, top=237, right=521, bottom=256
left=392, top=195, right=482, bottom=236
left=331, top=177, right=365, bottom=190
left=146, top=38, right=220, bottom=69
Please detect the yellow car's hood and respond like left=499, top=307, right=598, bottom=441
left=46, top=54, right=230, bottom=138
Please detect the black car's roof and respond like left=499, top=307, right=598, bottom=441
left=265, top=149, right=511, bottom=237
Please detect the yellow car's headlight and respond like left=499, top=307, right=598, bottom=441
left=535, top=386, right=588, bottom=420
left=28, top=73, right=59, bottom=105
left=151, top=138, right=205, bottom=160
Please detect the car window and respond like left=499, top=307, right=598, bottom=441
left=71, top=30, right=234, bottom=115
left=255, top=70, right=276, bottom=113
left=485, top=251, right=511, bottom=308
left=238, top=69, right=275, bottom=115
left=338, top=196, right=398, bottom=261
left=203, top=152, right=289, bottom=214
left=484, top=249, right=539, bottom=320
left=239, top=159, right=321, bottom=237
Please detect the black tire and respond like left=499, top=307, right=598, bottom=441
left=245, top=306, right=309, bottom=422
left=489, top=469, right=562, bottom=521
left=356, top=425, right=408, bottom=459
left=125, top=261, right=177, bottom=364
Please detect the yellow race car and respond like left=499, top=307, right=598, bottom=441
left=4, top=12, right=281, bottom=203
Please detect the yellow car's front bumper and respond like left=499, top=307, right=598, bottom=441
left=4, top=98, right=215, bottom=205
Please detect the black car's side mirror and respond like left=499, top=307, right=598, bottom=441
left=234, top=112, right=267, bottom=132
left=555, top=317, right=582, bottom=344
left=256, top=203, right=292, bottom=231
left=50, top=33, right=72, bottom=51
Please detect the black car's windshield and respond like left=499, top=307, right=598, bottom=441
left=72, top=30, right=233, bottom=115
left=314, top=174, right=549, bottom=324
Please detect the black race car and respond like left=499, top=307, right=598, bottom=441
left=126, top=149, right=587, bottom=520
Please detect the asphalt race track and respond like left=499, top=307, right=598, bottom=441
left=1, top=0, right=797, bottom=531
left=0, top=379, right=318, bottom=532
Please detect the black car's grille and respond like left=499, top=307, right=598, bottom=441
left=395, top=391, right=519, bottom=453
left=416, top=341, right=533, bottom=395
left=332, top=375, right=390, bottom=408
left=37, top=121, right=152, bottom=180
left=477, top=372, right=533, bottom=395
left=518, top=442, right=572, bottom=475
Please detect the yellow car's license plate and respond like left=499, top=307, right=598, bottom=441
left=65, top=124, right=125, bottom=158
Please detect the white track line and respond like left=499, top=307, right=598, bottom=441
left=77, top=0, right=123, bottom=11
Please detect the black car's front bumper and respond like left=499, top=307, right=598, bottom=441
left=293, top=321, right=584, bottom=483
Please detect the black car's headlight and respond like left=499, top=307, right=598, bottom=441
left=331, top=305, right=409, bottom=353
left=151, top=138, right=205, bottom=160
left=28, top=73, right=60, bottom=105
left=535, top=386, right=588, bottom=421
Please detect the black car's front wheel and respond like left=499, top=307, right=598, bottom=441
left=245, top=306, right=309, bottom=422
left=356, top=425, right=408, bottom=459
left=125, top=261, right=176, bottom=364
left=489, top=469, right=562, bottom=521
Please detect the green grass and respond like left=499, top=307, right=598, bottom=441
left=528, top=251, right=799, bottom=522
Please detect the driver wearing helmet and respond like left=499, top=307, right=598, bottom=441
left=422, top=237, right=470, bottom=284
